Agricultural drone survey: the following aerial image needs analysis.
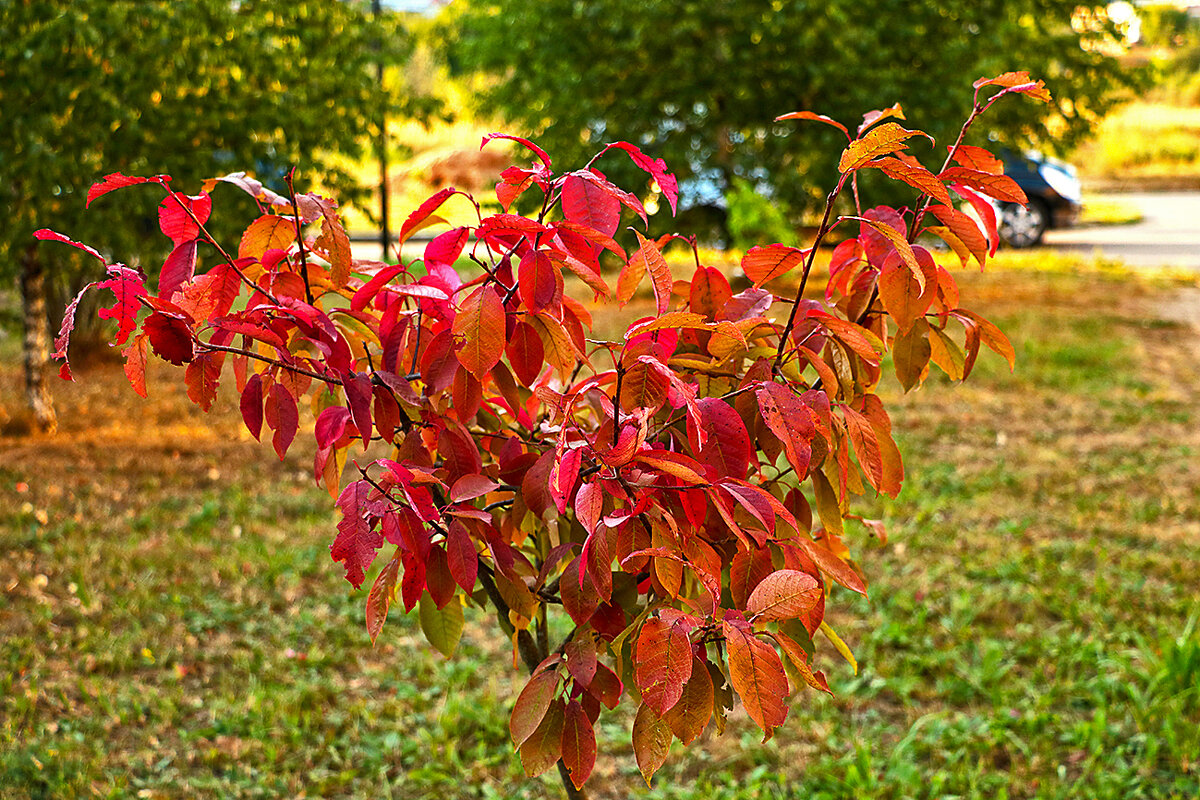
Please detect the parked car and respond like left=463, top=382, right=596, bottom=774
left=996, top=150, right=1082, bottom=248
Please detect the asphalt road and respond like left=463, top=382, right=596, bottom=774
left=1043, top=191, right=1200, bottom=270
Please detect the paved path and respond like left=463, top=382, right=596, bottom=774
left=1043, top=192, right=1200, bottom=270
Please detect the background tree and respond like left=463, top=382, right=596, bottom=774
left=0, top=0, right=422, bottom=431
left=440, top=0, right=1142, bottom=229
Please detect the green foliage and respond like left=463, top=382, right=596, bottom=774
left=440, top=0, right=1144, bottom=221
left=726, top=180, right=793, bottom=252
left=0, top=0, right=418, bottom=310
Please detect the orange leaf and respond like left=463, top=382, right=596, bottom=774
left=893, top=318, right=931, bottom=391
left=838, top=123, right=930, bottom=173
left=956, top=309, right=1015, bottom=370
left=561, top=699, right=597, bottom=789
left=951, top=145, right=1004, bottom=175
left=849, top=216, right=923, bottom=290
left=876, top=252, right=936, bottom=333
left=746, top=569, right=822, bottom=621
left=365, top=553, right=400, bottom=646
left=973, top=71, right=1051, bottom=103
left=662, top=657, right=714, bottom=744
left=772, top=630, right=833, bottom=696
left=722, top=620, right=788, bottom=740
left=741, top=244, right=807, bottom=287
left=636, top=617, right=693, bottom=716
left=633, top=231, right=673, bottom=315
left=926, top=205, right=988, bottom=267
left=940, top=168, right=1028, bottom=205
left=453, top=285, right=506, bottom=380
left=238, top=214, right=295, bottom=260
left=774, top=110, right=849, bottom=139
left=632, top=701, right=672, bottom=786
left=866, top=157, right=951, bottom=207
left=519, top=697, right=565, bottom=777
left=510, top=669, right=560, bottom=746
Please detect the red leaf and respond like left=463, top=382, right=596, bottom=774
left=453, top=285, right=506, bottom=380
left=97, top=265, right=148, bottom=346
left=505, top=320, right=545, bottom=385
left=866, top=156, right=951, bottom=207
left=86, top=172, right=167, bottom=207
left=730, top=546, right=774, bottom=610
left=331, top=480, right=384, bottom=589
left=518, top=250, right=562, bottom=313
left=144, top=312, right=194, bottom=365
left=722, top=620, right=789, bottom=740
left=345, top=373, right=373, bottom=451
left=425, top=227, right=470, bottom=267
left=52, top=281, right=97, bottom=380
left=689, top=266, right=733, bottom=321
left=741, top=244, right=806, bottom=287
left=877, top=251, right=936, bottom=333
left=240, top=374, right=264, bottom=440
left=599, top=142, right=679, bottom=215
left=550, top=447, right=582, bottom=514
left=561, top=700, right=597, bottom=789
left=264, top=382, right=299, bottom=460
left=400, top=187, right=458, bottom=242
left=160, top=240, right=198, bottom=298
left=562, top=173, right=621, bottom=237
left=158, top=192, right=211, bottom=245
left=632, top=702, right=672, bottom=786
left=510, top=669, right=560, bottom=746
left=184, top=351, right=222, bottom=412
left=636, top=617, right=693, bottom=716
left=481, top=132, right=552, bottom=169
left=756, top=382, right=814, bottom=479
left=747, top=569, right=821, bottom=621
left=446, top=521, right=478, bottom=592
left=951, top=145, right=1004, bottom=175
left=688, top=397, right=752, bottom=479
left=34, top=229, right=105, bottom=262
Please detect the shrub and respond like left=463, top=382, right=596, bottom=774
left=40, top=73, right=1047, bottom=796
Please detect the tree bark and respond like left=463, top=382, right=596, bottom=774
left=19, top=245, right=57, bottom=434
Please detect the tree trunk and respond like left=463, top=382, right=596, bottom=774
left=19, top=245, right=57, bottom=434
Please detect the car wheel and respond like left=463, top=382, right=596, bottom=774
left=998, top=199, right=1049, bottom=248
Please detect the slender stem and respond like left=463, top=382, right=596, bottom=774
left=161, top=188, right=276, bottom=303
left=196, top=340, right=342, bottom=385
left=611, top=363, right=625, bottom=446
left=284, top=167, right=315, bottom=306
left=773, top=176, right=848, bottom=368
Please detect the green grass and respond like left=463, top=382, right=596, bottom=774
left=1074, top=101, right=1200, bottom=183
left=3, top=265, right=1200, bottom=798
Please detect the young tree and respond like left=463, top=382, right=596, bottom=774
left=0, top=0, right=418, bottom=431
left=441, top=0, right=1140, bottom=222
left=43, top=74, right=1044, bottom=797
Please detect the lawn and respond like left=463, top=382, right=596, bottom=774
left=2, top=257, right=1199, bottom=799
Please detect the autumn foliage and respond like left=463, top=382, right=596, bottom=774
left=43, top=74, right=1047, bottom=792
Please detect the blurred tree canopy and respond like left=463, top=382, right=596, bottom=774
left=0, top=0, right=424, bottom=430
left=441, top=0, right=1144, bottom=220
left=2, top=0, right=421, bottom=276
